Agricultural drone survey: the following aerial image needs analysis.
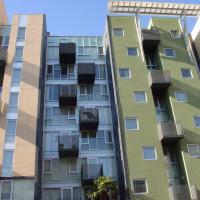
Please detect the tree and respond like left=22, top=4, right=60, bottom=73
left=87, top=176, right=118, bottom=200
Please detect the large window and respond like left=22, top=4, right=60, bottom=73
left=5, top=120, right=17, bottom=146
left=97, top=106, right=111, bottom=125
left=45, top=107, right=76, bottom=126
left=143, top=146, right=157, bottom=160
left=79, top=84, right=109, bottom=101
left=187, top=144, right=200, bottom=157
left=113, top=28, right=124, bottom=37
left=134, top=91, right=147, bottom=103
left=11, top=68, right=22, bottom=87
left=46, top=85, right=60, bottom=101
left=8, top=92, right=19, bottom=113
left=125, top=117, right=139, bottom=130
left=181, top=68, right=193, bottom=78
left=47, top=47, right=59, bottom=60
left=95, top=64, right=106, bottom=79
left=127, top=47, right=138, bottom=56
left=1, top=181, right=12, bottom=200
left=2, top=150, right=14, bottom=176
left=174, top=91, right=188, bottom=102
left=133, top=179, right=148, bottom=194
left=164, top=48, right=176, bottom=57
left=81, top=131, right=113, bottom=151
left=47, top=64, right=75, bottom=80
left=194, top=116, right=200, bottom=128
left=118, top=68, right=131, bottom=78
left=14, top=47, right=23, bottom=62
left=17, top=27, right=26, bottom=42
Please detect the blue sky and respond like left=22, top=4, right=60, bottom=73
left=4, top=0, right=199, bottom=36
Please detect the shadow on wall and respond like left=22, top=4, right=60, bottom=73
left=170, top=78, right=200, bottom=109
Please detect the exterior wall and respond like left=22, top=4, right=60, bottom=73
left=0, top=0, right=8, bottom=25
left=107, top=16, right=170, bottom=200
left=152, top=17, right=200, bottom=197
left=0, top=14, right=46, bottom=200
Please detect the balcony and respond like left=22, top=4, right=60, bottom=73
left=157, top=121, right=184, bottom=146
left=58, top=135, right=79, bottom=158
left=168, top=184, right=191, bottom=200
left=59, top=43, right=76, bottom=66
left=59, top=85, right=77, bottom=107
left=81, top=164, right=103, bottom=186
left=78, top=63, right=95, bottom=84
left=148, top=69, right=171, bottom=94
left=79, top=108, right=99, bottom=131
left=142, top=29, right=161, bottom=54
left=0, top=47, right=7, bottom=75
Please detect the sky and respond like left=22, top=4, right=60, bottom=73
left=4, top=0, right=199, bottom=36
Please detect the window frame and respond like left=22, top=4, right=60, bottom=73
left=170, top=29, right=181, bottom=38
left=142, top=146, right=157, bottom=160
left=163, top=48, right=176, bottom=58
left=127, top=47, right=138, bottom=57
left=124, top=117, right=139, bottom=131
left=187, top=144, right=200, bottom=158
left=44, top=159, right=52, bottom=174
left=133, top=91, right=147, bottom=103
left=133, top=179, right=148, bottom=194
left=118, top=68, right=131, bottom=79
left=0, top=180, right=13, bottom=200
left=193, top=115, right=200, bottom=128
left=180, top=68, right=193, bottom=79
left=113, top=28, right=124, bottom=37
left=17, top=27, right=26, bottom=42
left=174, top=91, right=188, bottom=103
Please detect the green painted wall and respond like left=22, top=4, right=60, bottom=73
left=152, top=17, right=200, bottom=196
left=107, top=16, right=170, bottom=200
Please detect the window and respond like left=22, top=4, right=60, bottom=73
left=134, top=91, right=147, bottom=103
left=2, top=150, right=14, bottom=176
left=133, top=179, right=148, bottom=194
left=181, top=68, right=193, bottom=78
left=175, top=91, right=188, bottom=102
left=46, top=85, right=60, bottom=101
left=118, top=68, right=131, bottom=78
left=1, top=181, right=12, bottom=200
left=145, top=55, right=157, bottom=69
left=95, top=64, right=106, bottom=79
left=113, top=28, right=124, bottom=37
left=11, top=68, right=21, bottom=87
left=14, top=47, right=23, bottom=62
left=125, top=118, right=139, bottom=130
left=187, top=144, right=200, bottom=157
left=98, top=47, right=103, bottom=54
left=44, top=160, right=52, bottom=174
left=6, top=120, right=17, bottom=135
left=127, top=47, right=138, bottom=56
left=78, top=46, right=84, bottom=54
left=8, top=93, right=19, bottom=113
left=143, top=146, right=157, bottom=160
left=17, top=27, right=26, bottom=42
left=170, top=30, right=181, bottom=38
left=164, top=48, right=176, bottom=57
left=69, top=159, right=78, bottom=174
left=194, top=116, right=200, bottom=128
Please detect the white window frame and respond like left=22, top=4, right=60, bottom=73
left=142, top=146, right=157, bottom=160
left=118, top=68, right=131, bottom=79
left=170, top=30, right=181, bottom=38
left=0, top=180, right=13, bottom=200
left=163, top=48, right=176, bottom=58
left=180, top=68, right=193, bottom=79
left=133, top=91, right=147, bottom=103
left=133, top=179, right=148, bottom=194
left=113, top=28, right=124, bottom=37
left=174, top=91, right=188, bottom=102
left=17, top=27, right=26, bottom=42
left=127, top=47, right=139, bottom=57
left=124, top=117, right=139, bottom=131
left=193, top=115, right=200, bottom=128
left=44, top=159, right=52, bottom=174
left=187, top=144, right=200, bottom=158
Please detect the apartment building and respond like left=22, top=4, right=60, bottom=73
left=0, top=0, right=200, bottom=200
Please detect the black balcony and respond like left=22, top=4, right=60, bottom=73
left=0, top=47, right=7, bottom=75
left=79, top=108, right=99, bottom=131
left=59, top=85, right=77, bottom=107
left=59, top=43, right=76, bottom=66
left=157, top=121, right=184, bottom=146
left=142, top=29, right=161, bottom=54
left=78, top=63, right=95, bottom=84
left=58, top=135, right=79, bottom=158
left=148, top=69, right=171, bottom=94
left=81, top=164, right=103, bottom=186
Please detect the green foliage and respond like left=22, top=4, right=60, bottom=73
left=87, top=176, right=118, bottom=200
